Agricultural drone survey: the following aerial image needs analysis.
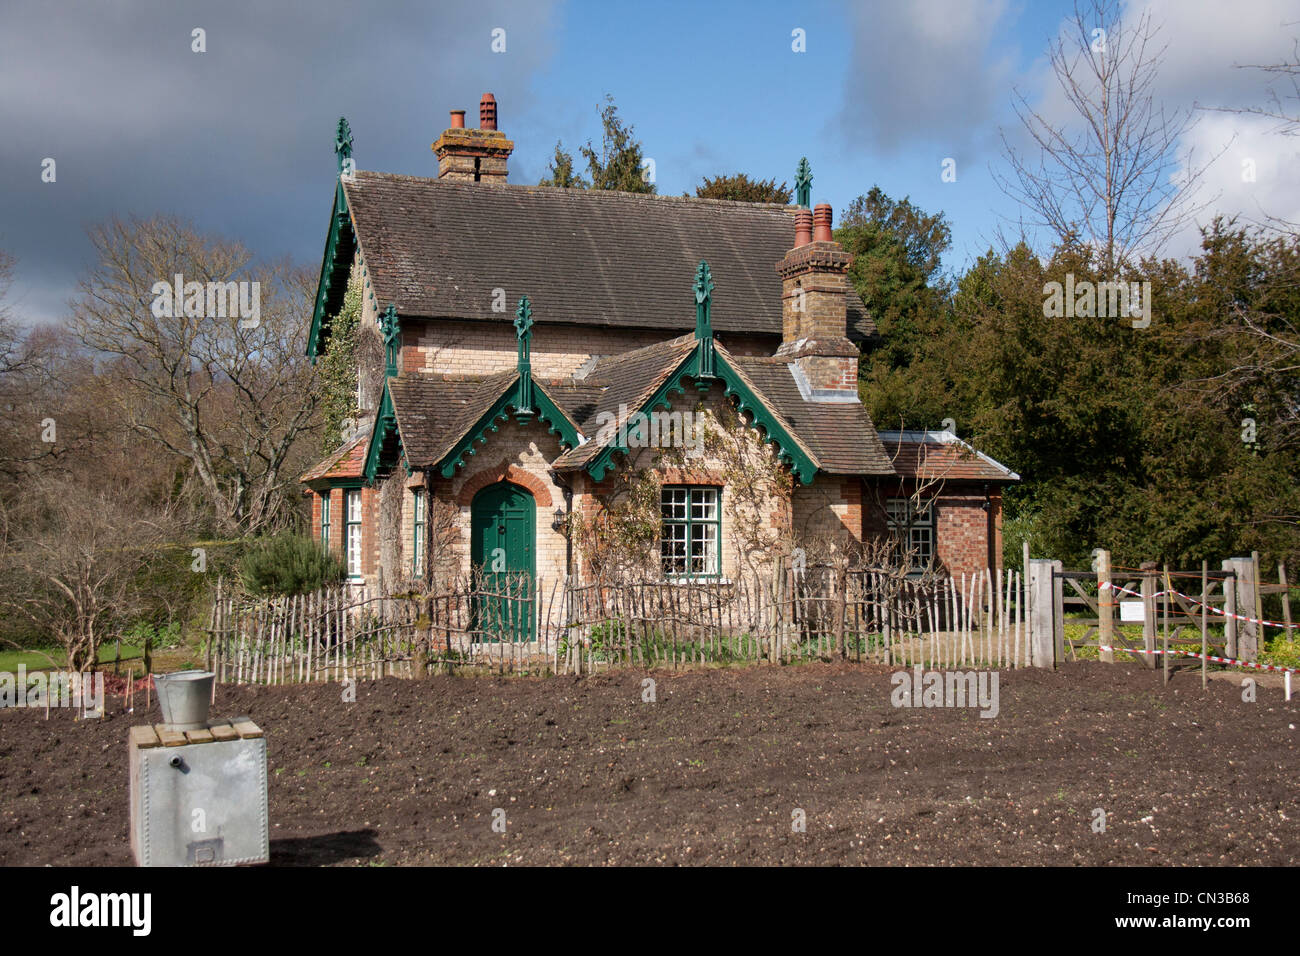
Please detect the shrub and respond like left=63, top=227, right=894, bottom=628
left=238, top=534, right=344, bottom=597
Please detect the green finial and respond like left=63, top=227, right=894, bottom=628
left=514, top=296, right=534, bottom=418
left=335, top=117, right=354, bottom=175
left=514, top=295, right=534, bottom=340
left=693, top=261, right=715, bottom=385
left=795, top=157, right=812, bottom=208
left=693, top=260, right=715, bottom=311
left=380, top=304, right=400, bottom=377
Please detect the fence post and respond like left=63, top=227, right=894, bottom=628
left=1280, top=562, right=1295, bottom=643
left=1028, top=559, right=1057, bottom=669
left=1052, top=560, right=1064, bottom=662
left=1140, top=560, right=1158, bottom=669
left=1223, top=557, right=1257, bottom=661
left=1096, top=549, right=1114, bottom=663
left=1222, top=563, right=1237, bottom=659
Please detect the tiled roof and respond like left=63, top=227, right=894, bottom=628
left=387, top=370, right=592, bottom=471
left=375, top=337, right=903, bottom=482
left=550, top=335, right=698, bottom=469
left=341, top=172, right=876, bottom=340
left=300, top=426, right=371, bottom=484
left=877, top=430, right=1019, bottom=483
left=388, top=371, right=516, bottom=469
left=728, top=354, right=894, bottom=476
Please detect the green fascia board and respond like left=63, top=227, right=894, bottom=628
left=584, top=346, right=819, bottom=485
left=532, top=382, right=583, bottom=451
left=306, top=181, right=355, bottom=361
left=362, top=384, right=401, bottom=485
left=714, top=351, right=818, bottom=484
left=435, top=376, right=582, bottom=480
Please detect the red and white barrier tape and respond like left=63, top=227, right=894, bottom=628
left=1097, top=643, right=1297, bottom=674
left=1099, top=581, right=1296, bottom=631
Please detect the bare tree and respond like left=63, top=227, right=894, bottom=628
left=1199, top=32, right=1300, bottom=235
left=996, top=0, right=1218, bottom=270
left=71, top=216, right=321, bottom=536
left=0, top=251, right=63, bottom=480
left=0, top=476, right=178, bottom=671
left=1201, top=35, right=1300, bottom=138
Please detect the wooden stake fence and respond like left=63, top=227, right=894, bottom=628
left=206, top=566, right=1028, bottom=685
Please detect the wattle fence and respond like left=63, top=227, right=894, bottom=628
left=205, top=566, right=1028, bottom=684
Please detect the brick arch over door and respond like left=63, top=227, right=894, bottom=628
left=456, top=459, right=553, bottom=508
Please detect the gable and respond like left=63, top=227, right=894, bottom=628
left=306, top=182, right=357, bottom=360
left=366, top=371, right=583, bottom=483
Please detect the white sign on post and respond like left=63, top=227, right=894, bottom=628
left=1119, top=600, right=1145, bottom=623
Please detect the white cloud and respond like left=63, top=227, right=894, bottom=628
left=839, top=0, right=1014, bottom=154
left=1000, top=0, right=1300, bottom=260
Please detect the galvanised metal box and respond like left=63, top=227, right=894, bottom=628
left=129, top=718, right=269, bottom=866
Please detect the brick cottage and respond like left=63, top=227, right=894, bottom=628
left=300, top=94, right=1017, bottom=593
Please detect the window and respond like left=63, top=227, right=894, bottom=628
left=886, top=497, right=934, bottom=570
left=412, top=489, right=426, bottom=578
left=661, top=486, right=720, bottom=578
left=345, top=489, right=363, bottom=579
left=320, top=493, right=331, bottom=550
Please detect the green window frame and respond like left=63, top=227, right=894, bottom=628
left=320, top=492, right=331, bottom=550
left=345, top=489, right=363, bottom=580
left=660, top=486, right=721, bottom=578
left=412, top=489, right=426, bottom=578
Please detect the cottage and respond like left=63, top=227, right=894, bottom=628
left=300, top=95, right=1017, bottom=594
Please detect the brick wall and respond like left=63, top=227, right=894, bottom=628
left=796, top=354, right=858, bottom=391
left=569, top=385, right=865, bottom=580
left=400, top=318, right=777, bottom=379
left=792, top=475, right=863, bottom=553
left=861, top=478, right=1001, bottom=580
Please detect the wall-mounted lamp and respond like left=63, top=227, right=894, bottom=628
left=551, top=508, right=567, bottom=533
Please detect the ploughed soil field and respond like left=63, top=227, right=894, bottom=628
left=1, top=661, right=1297, bottom=865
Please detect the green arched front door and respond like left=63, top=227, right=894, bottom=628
left=470, top=481, right=535, bottom=642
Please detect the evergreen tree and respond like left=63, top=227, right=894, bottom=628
left=538, top=142, right=587, bottom=188
left=579, top=96, right=655, bottom=193
left=695, top=172, right=792, bottom=203
left=539, top=96, right=654, bottom=194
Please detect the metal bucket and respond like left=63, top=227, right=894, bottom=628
left=153, top=670, right=215, bottom=730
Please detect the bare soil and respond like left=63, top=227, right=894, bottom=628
left=1, top=661, right=1296, bottom=865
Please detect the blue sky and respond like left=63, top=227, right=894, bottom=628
left=521, top=0, right=1068, bottom=269
left=1, top=0, right=1295, bottom=324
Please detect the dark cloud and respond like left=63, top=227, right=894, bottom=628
left=0, top=0, right=561, bottom=323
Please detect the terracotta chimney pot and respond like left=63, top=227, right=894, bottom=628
left=479, top=93, right=498, bottom=130
left=794, top=208, right=813, bottom=247
left=449, top=109, right=466, bottom=129
left=812, top=203, right=833, bottom=242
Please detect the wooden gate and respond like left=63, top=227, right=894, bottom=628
left=1055, top=554, right=1238, bottom=676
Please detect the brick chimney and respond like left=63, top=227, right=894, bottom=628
left=432, top=93, right=514, bottom=183
left=775, top=203, right=859, bottom=400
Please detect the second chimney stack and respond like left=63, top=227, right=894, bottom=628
left=432, top=93, right=514, bottom=184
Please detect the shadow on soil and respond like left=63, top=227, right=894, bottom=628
left=270, top=829, right=382, bottom=865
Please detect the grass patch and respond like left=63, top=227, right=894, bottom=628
left=0, top=644, right=145, bottom=672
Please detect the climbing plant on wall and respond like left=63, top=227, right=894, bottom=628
left=318, top=274, right=361, bottom=452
